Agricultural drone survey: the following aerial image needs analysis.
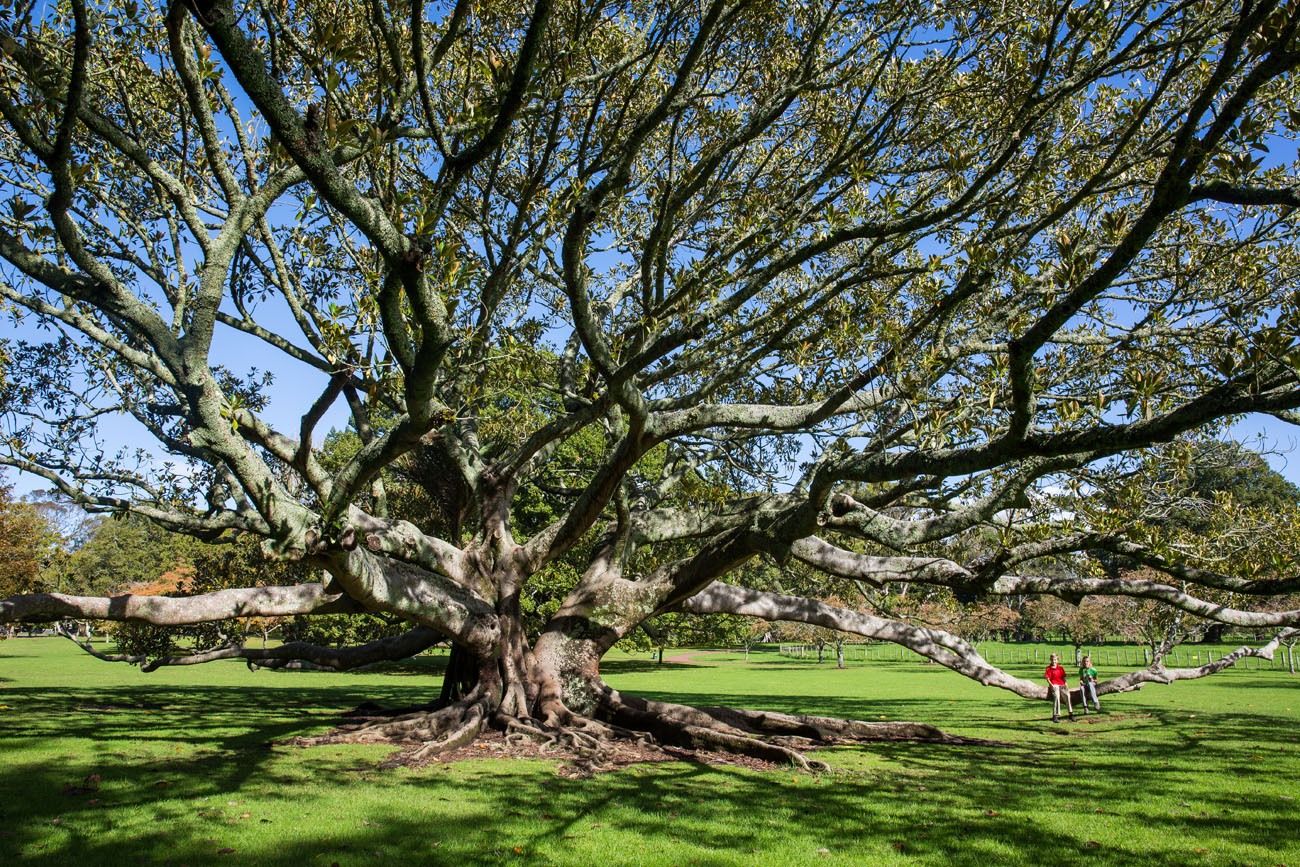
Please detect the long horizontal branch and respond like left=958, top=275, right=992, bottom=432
left=680, top=583, right=1295, bottom=706
left=239, top=626, right=441, bottom=671
left=0, top=454, right=267, bottom=538
left=652, top=386, right=894, bottom=435
left=991, top=575, right=1300, bottom=627
left=818, top=454, right=1083, bottom=546
left=789, top=537, right=969, bottom=588
left=1, top=584, right=360, bottom=625
left=57, top=624, right=441, bottom=673
left=1188, top=181, right=1300, bottom=208
left=346, top=507, right=469, bottom=584
left=1090, top=538, right=1300, bottom=595
left=823, top=373, right=1300, bottom=489
left=630, top=495, right=797, bottom=544
left=322, top=546, right=498, bottom=651
left=679, top=581, right=1045, bottom=699
left=795, top=535, right=1300, bottom=627
left=1097, top=629, right=1297, bottom=695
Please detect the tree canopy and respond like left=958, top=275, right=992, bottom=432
left=3, top=0, right=1300, bottom=766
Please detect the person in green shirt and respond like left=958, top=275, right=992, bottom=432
left=1078, top=655, right=1101, bottom=713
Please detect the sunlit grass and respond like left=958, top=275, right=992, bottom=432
left=1, top=638, right=1296, bottom=865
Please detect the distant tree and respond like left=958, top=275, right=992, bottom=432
left=1096, top=439, right=1300, bottom=541
left=23, top=492, right=96, bottom=550
left=1180, top=441, right=1300, bottom=514
left=1280, top=616, right=1300, bottom=674
left=1022, top=596, right=1119, bottom=662
left=106, top=566, right=194, bottom=657
left=0, top=476, right=58, bottom=634
left=49, top=513, right=195, bottom=597
left=1072, top=438, right=1300, bottom=650
left=958, top=602, right=1023, bottom=644
left=621, top=610, right=757, bottom=663
left=1108, top=578, right=1205, bottom=665
left=781, top=595, right=860, bottom=668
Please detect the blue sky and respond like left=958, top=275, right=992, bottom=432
left=5, top=2, right=1300, bottom=500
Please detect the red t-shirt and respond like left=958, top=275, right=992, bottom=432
left=1045, top=664, right=1067, bottom=686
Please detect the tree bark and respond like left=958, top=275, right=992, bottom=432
left=438, top=643, right=480, bottom=702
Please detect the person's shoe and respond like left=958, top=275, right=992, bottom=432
left=1068, top=713, right=1076, bottom=721
left=1051, top=715, right=1059, bottom=722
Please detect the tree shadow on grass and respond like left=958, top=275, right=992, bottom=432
left=713, top=658, right=842, bottom=671
left=0, top=681, right=433, bottom=752
left=598, top=658, right=703, bottom=674
left=2, top=668, right=1297, bottom=865
left=1188, top=676, right=1300, bottom=689
left=278, top=655, right=452, bottom=677
left=1, top=726, right=1291, bottom=867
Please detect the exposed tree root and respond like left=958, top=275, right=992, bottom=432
left=500, top=716, right=613, bottom=776
left=596, top=686, right=990, bottom=768
left=662, top=700, right=978, bottom=745
left=290, top=679, right=990, bottom=775
left=290, top=685, right=494, bottom=766
left=493, top=711, right=660, bottom=776
left=596, top=689, right=828, bottom=770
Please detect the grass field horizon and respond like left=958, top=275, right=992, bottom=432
left=2, top=637, right=1297, bottom=865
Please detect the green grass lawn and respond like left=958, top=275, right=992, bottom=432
left=1, top=638, right=1297, bottom=866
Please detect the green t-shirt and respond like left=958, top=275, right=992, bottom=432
left=1078, top=665, right=1097, bottom=683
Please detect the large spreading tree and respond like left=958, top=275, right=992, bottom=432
left=3, top=0, right=1300, bottom=767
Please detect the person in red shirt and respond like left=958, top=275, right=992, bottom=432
left=1044, top=653, right=1074, bottom=722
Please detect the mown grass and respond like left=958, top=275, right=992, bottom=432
left=1, top=638, right=1297, bottom=866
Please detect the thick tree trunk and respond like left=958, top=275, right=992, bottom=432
left=531, top=618, right=610, bottom=720
left=438, top=644, right=480, bottom=703
left=299, top=541, right=975, bottom=771
left=1201, top=623, right=1229, bottom=644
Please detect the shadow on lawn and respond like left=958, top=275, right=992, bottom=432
left=1, top=677, right=1295, bottom=865
left=603, top=656, right=906, bottom=674
left=1, top=723, right=1292, bottom=866
left=0, top=681, right=433, bottom=751
left=599, top=658, right=702, bottom=674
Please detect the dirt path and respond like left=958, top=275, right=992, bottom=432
left=661, top=649, right=731, bottom=665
